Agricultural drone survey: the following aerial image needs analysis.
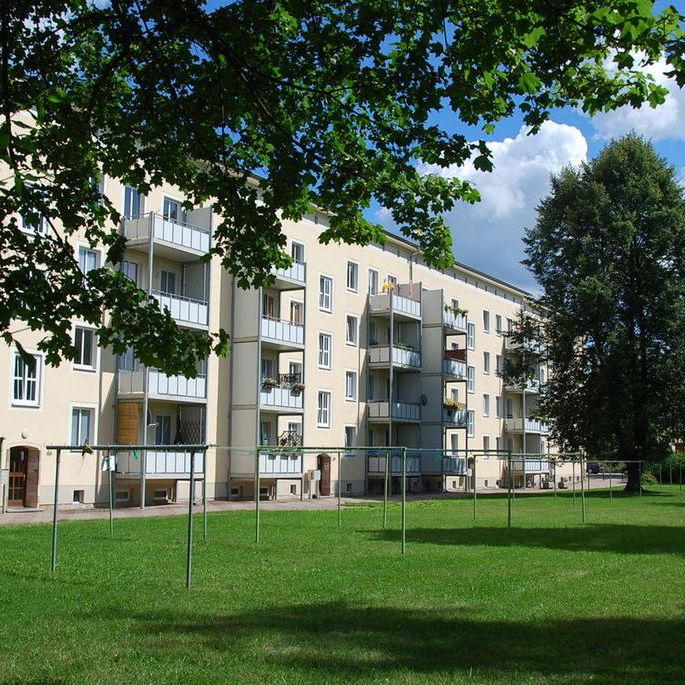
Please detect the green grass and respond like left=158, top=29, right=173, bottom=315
left=1, top=487, right=684, bottom=684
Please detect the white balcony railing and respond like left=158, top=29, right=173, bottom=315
left=123, top=213, right=210, bottom=253
left=118, top=368, right=207, bottom=401
left=367, top=400, right=420, bottom=421
left=261, top=316, right=305, bottom=346
left=510, top=457, right=550, bottom=473
left=151, top=290, right=209, bottom=328
left=272, top=261, right=306, bottom=285
left=443, top=310, right=468, bottom=332
left=369, top=292, right=421, bottom=318
left=367, top=453, right=421, bottom=474
left=443, top=408, right=467, bottom=426
left=260, top=386, right=304, bottom=410
left=442, top=358, right=467, bottom=379
left=505, top=418, right=549, bottom=434
left=368, top=345, right=421, bottom=369
left=116, top=450, right=205, bottom=476
left=259, top=452, right=303, bottom=475
left=508, top=378, right=542, bottom=393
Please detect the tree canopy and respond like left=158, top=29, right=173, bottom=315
left=2, top=1, right=684, bottom=374
left=524, top=133, right=685, bottom=491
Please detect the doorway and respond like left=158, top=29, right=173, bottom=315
left=317, top=454, right=331, bottom=496
left=8, top=446, right=40, bottom=508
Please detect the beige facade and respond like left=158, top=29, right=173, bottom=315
left=1, top=176, right=577, bottom=512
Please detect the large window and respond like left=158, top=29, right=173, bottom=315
left=467, top=366, right=475, bottom=393
left=20, top=213, right=47, bottom=235
left=123, top=186, right=142, bottom=219
left=290, top=301, right=303, bottom=325
left=71, top=407, right=94, bottom=446
left=319, top=275, right=333, bottom=311
left=291, top=242, right=305, bottom=264
left=344, top=426, right=357, bottom=454
left=483, top=394, right=490, bottom=417
left=74, top=327, right=96, bottom=370
left=317, top=391, right=331, bottom=427
left=122, top=260, right=138, bottom=285
left=467, top=323, right=475, bottom=350
left=346, top=315, right=358, bottom=346
left=483, top=351, right=490, bottom=374
left=160, top=270, right=176, bottom=295
left=496, top=395, right=502, bottom=418
left=318, top=333, right=331, bottom=369
left=495, top=314, right=503, bottom=335
left=78, top=247, right=99, bottom=275
left=155, top=415, right=172, bottom=445
left=368, top=269, right=379, bottom=295
left=12, top=352, right=40, bottom=406
left=483, top=309, right=490, bottom=333
left=163, top=197, right=181, bottom=220
left=467, top=410, right=475, bottom=437
left=345, top=371, right=357, bottom=401
left=346, top=261, right=359, bottom=292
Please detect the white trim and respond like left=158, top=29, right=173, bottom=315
left=317, top=331, right=332, bottom=370
left=316, top=390, right=332, bottom=428
left=344, top=369, right=358, bottom=402
left=68, top=402, right=99, bottom=450
left=345, top=314, right=359, bottom=346
left=346, top=260, right=359, bottom=293
left=318, top=273, right=333, bottom=313
left=9, top=348, right=44, bottom=409
left=72, top=325, right=99, bottom=373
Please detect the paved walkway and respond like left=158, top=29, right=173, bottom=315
left=0, top=477, right=624, bottom=527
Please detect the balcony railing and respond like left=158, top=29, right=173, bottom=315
left=260, top=380, right=304, bottom=410
left=272, top=261, right=306, bottom=285
left=505, top=418, right=549, bottom=434
left=259, top=451, right=303, bottom=475
left=116, top=450, right=205, bottom=476
left=510, top=457, right=550, bottom=473
left=507, top=378, right=542, bottom=393
left=368, top=345, right=421, bottom=369
left=151, top=290, right=209, bottom=328
left=443, top=310, right=468, bottom=332
left=118, top=368, right=207, bottom=400
left=367, top=400, right=420, bottom=421
left=504, top=336, right=545, bottom=354
left=369, top=291, right=421, bottom=318
left=123, top=212, right=210, bottom=253
left=443, top=408, right=467, bottom=426
left=261, top=316, right=304, bottom=346
left=442, top=358, right=467, bottom=379
left=366, top=451, right=421, bottom=474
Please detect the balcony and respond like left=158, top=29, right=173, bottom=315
left=505, top=418, right=549, bottom=434
left=443, top=407, right=467, bottom=427
left=369, top=289, right=421, bottom=320
left=151, top=290, right=209, bottom=329
left=507, top=378, right=542, bottom=393
left=118, top=368, right=207, bottom=402
left=368, top=345, right=421, bottom=370
left=271, top=261, right=306, bottom=289
left=260, top=374, right=304, bottom=413
left=510, top=457, right=550, bottom=473
left=366, top=451, right=421, bottom=474
left=442, top=357, right=467, bottom=380
left=367, top=400, right=420, bottom=422
left=504, top=336, right=544, bottom=354
left=443, top=309, right=468, bottom=333
left=261, top=316, right=305, bottom=349
left=116, top=450, right=205, bottom=477
left=122, top=212, right=210, bottom=258
left=259, top=451, right=303, bottom=475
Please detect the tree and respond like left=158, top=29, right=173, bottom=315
left=2, top=1, right=684, bottom=375
left=524, top=134, right=685, bottom=491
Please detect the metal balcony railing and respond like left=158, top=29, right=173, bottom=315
left=151, top=290, right=209, bottom=327
left=122, top=212, right=210, bottom=253
left=261, top=315, right=305, bottom=346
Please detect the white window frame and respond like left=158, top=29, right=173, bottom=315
left=290, top=300, right=304, bottom=325
left=467, top=366, right=475, bottom=394
left=123, top=186, right=143, bottom=219
left=160, top=269, right=177, bottom=295
left=346, top=261, right=359, bottom=292
left=345, top=315, right=358, bottom=346
left=73, top=326, right=97, bottom=371
left=78, top=246, right=100, bottom=276
left=495, top=314, right=503, bottom=336
left=317, top=391, right=331, bottom=428
left=344, top=425, right=357, bottom=453
left=318, top=332, right=332, bottom=369
left=162, top=196, right=182, bottom=221
left=291, top=241, right=305, bottom=264
left=10, top=350, right=42, bottom=408
left=368, top=268, right=379, bottom=295
left=483, top=435, right=490, bottom=455
left=69, top=404, right=97, bottom=449
left=345, top=370, right=357, bottom=401
left=483, top=309, right=490, bottom=333
left=467, top=323, right=475, bottom=350
left=319, top=275, right=333, bottom=312
left=483, top=351, right=490, bottom=375
left=467, top=410, right=475, bottom=437
left=496, top=395, right=502, bottom=418
left=483, top=393, right=490, bottom=417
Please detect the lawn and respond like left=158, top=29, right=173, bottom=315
left=0, top=487, right=683, bottom=684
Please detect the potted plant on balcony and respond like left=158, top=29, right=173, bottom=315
left=443, top=398, right=466, bottom=417
left=262, top=377, right=279, bottom=390
left=444, top=303, right=468, bottom=317
left=292, top=381, right=305, bottom=394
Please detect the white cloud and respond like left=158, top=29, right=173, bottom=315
left=412, top=121, right=588, bottom=292
left=590, top=59, right=685, bottom=141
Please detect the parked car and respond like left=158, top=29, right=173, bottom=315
left=586, top=462, right=601, bottom=474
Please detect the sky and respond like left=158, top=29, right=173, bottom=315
left=374, top=53, right=685, bottom=295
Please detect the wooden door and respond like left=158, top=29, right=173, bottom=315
left=8, top=447, right=27, bottom=507
left=318, top=454, right=331, bottom=496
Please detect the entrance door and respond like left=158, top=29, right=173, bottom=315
left=318, top=454, right=331, bottom=496
left=8, top=447, right=28, bottom=507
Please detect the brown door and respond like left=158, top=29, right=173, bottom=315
left=8, top=447, right=28, bottom=507
left=318, top=454, right=331, bottom=496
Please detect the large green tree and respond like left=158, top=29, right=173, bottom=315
left=525, top=134, right=685, bottom=491
left=1, top=1, right=683, bottom=374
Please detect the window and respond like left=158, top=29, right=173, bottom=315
left=116, top=489, right=130, bottom=503
left=483, top=310, right=490, bottom=333
left=467, top=366, right=475, bottom=393
left=346, top=315, right=358, bottom=345
left=496, top=395, right=502, bottom=418
left=506, top=398, right=514, bottom=419
left=540, top=366, right=546, bottom=383
left=483, top=436, right=490, bottom=453
left=483, top=394, right=490, bottom=417
left=386, top=275, right=397, bottom=288
left=496, top=437, right=502, bottom=452
left=467, top=323, right=475, bottom=350
left=74, top=327, right=96, bottom=370
left=345, top=426, right=357, bottom=452
left=290, top=484, right=297, bottom=495
left=345, top=371, right=357, bottom=401
left=261, top=357, right=275, bottom=379
left=71, top=407, right=93, bottom=446
left=318, top=333, right=331, bottom=369
left=451, top=298, right=459, bottom=310
left=317, top=391, right=331, bottom=427
left=450, top=433, right=459, bottom=452
left=290, top=301, right=303, bottom=325
left=496, top=354, right=503, bottom=374
left=346, top=261, right=359, bottom=291
left=319, top=275, right=332, bottom=311
left=155, top=415, right=172, bottom=445
left=291, top=242, right=305, bottom=264
left=73, top=490, right=84, bottom=504
left=20, top=213, right=47, bottom=235
left=368, top=269, right=379, bottom=295
left=12, top=352, right=40, bottom=406
left=507, top=318, right=514, bottom=333
left=259, top=421, right=272, bottom=445
left=123, top=186, right=142, bottom=219
left=262, top=293, right=277, bottom=319
left=122, top=260, right=138, bottom=285
left=160, top=270, right=176, bottom=295
left=467, top=410, right=475, bottom=437
left=483, top=351, right=490, bottom=375
left=289, top=361, right=302, bottom=381
left=78, top=247, right=99, bottom=275
left=163, top=197, right=181, bottom=220
left=496, top=314, right=503, bottom=335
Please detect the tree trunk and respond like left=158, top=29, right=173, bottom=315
left=624, top=460, right=642, bottom=493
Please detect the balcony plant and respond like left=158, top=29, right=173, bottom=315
left=443, top=398, right=466, bottom=412
left=444, top=303, right=468, bottom=316
left=261, top=377, right=279, bottom=389
left=292, top=381, right=305, bottom=393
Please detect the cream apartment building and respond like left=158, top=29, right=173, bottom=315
left=1, top=176, right=567, bottom=512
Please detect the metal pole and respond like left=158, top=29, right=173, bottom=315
left=580, top=454, right=586, bottom=523
left=472, top=453, right=477, bottom=521
left=337, top=452, right=342, bottom=528
left=51, top=448, right=62, bottom=572
left=107, top=450, right=114, bottom=539
left=609, top=466, right=613, bottom=502
left=202, top=466, right=207, bottom=541
left=185, top=450, right=195, bottom=589
left=507, top=450, right=512, bottom=531
left=572, top=461, right=576, bottom=506
left=382, top=449, right=389, bottom=530
left=639, top=461, right=642, bottom=496
left=401, top=447, right=407, bottom=555
left=553, top=459, right=557, bottom=498
left=680, top=464, right=683, bottom=492
left=254, top=448, right=260, bottom=543
left=0, top=436, right=5, bottom=515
